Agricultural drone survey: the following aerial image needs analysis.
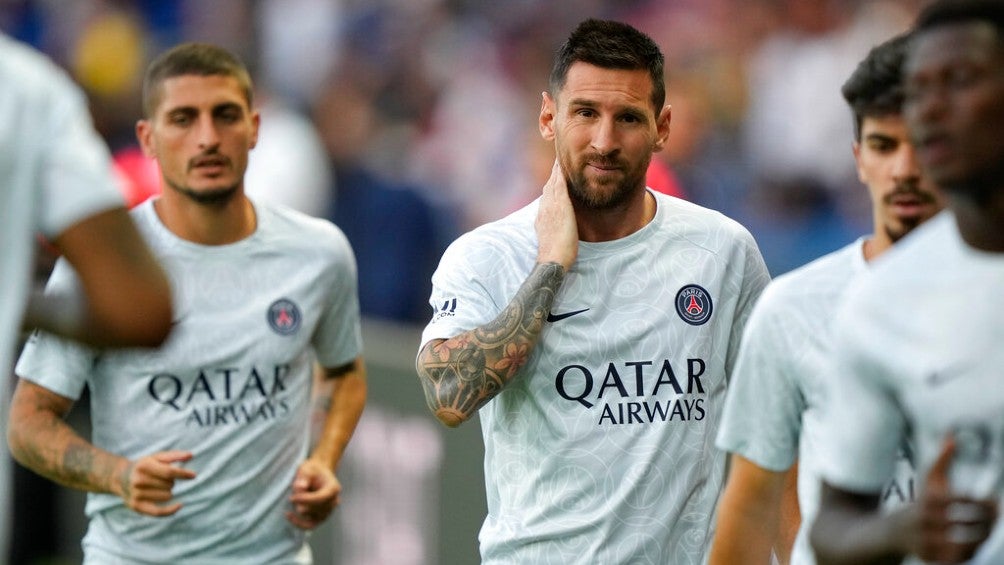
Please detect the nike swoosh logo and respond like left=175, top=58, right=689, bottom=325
left=547, top=308, right=590, bottom=323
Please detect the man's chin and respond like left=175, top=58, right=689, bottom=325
left=174, top=184, right=240, bottom=205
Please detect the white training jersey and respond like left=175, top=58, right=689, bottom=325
left=716, top=238, right=916, bottom=565
left=816, top=212, right=1004, bottom=565
left=16, top=198, right=362, bottom=565
left=0, top=32, right=125, bottom=559
left=420, top=190, right=770, bottom=565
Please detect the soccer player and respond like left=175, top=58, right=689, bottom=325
left=415, top=19, right=770, bottom=564
left=810, top=1, right=1004, bottom=563
left=0, top=31, right=175, bottom=559
left=709, top=32, right=945, bottom=565
left=7, top=43, right=367, bottom=564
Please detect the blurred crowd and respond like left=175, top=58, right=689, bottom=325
left=1, top=0, right=926, bottom=320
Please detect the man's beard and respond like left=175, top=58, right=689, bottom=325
left=165, top=177, right=240, bottom=205
left=883, top=183, right=939, bottom=243
left=565, top=155, right=648, bottom=210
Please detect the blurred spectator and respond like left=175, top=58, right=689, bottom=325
left=314, top=65, right=457, bottom=324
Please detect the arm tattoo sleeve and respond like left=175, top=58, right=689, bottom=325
left=416, top=262, right=565, bottom=426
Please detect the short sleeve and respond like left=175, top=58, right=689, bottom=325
left=312, top=227, right=363, bottom=369
left=418, top=231, right=511, bottom=350
left=717, top=286, right=804, bottom=471
left=14, top=257, right=96, bottom=400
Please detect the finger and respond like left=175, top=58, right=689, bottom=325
left=141, top=463, right=196, bottom=482
left=133, top=467, right=196, bottom=490
left=927, top=436, right=957, bottom=494
left=291, top=472, right=316, bottom=493
left=285, top=510, right=322, bottom=530
left=544, top=160, right=562, bottom=195
left=152, top=450, right=194, bottom=464
left=134, top=501, right=183, bottom=517
left=131, top=488, right=178, bottom=503
left=290, top=494, right=335, bottom=509
left=290, top=487, right=337, bottom=505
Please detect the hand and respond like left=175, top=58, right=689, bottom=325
left=117, top=450, right=196, bottom=517
left=904, top=437, right=998, bottom=563
left=286, top=458, right=342, bottom=530
left=535, top=159, right=578, bottom=271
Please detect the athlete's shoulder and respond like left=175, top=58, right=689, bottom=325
left=443, top=199, right=538, bottom=258
left=260, top=200, right=349, bottom=243
left=653, top=192, right=760, bottom=251
left=767, top=239, right=863, bottom=296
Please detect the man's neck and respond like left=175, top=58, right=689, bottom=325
left=575, top=189, right=656, bottom=242
left=153, top=192, right=257, bottom=245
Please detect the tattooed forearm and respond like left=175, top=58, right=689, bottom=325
left=7, top=381, right=124, bottom=496
left=417, top=262, right=566, bottom=427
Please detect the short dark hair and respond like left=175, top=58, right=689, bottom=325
left=841, top=33, right=911, bottom=141
left=915, top=0, right=1004, bottom=35
left=142, top=42, right=254, bottom=117
left=549, top=19, right=666, bottom=111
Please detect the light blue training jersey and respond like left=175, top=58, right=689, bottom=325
left=17, top=198, right=362, bottom=564
left=421, top=190, right=770, bottom=565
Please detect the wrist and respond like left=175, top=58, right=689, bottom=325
left=110, top=459, right=132, bottom=497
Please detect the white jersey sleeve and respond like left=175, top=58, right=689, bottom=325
left=717, top=282, right=806, bottom=470
left=16, top=258, right=97, bottom=401
left=310, top=222, right=363, bottom=368
left=419, top=205, right=537, bottom=348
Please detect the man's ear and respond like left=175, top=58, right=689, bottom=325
left=653, top=104, right=672, bottom=152
left=539, top=91, right=556, bottom=141
left=248, top=110, right=261, bottom=150
left=136, top=120, right=156, bottom=158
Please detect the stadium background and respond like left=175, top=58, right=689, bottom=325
left=1, top=0, right=927, bottom=563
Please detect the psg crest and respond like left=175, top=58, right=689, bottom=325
left=267, top=298, right=302, bottom=335
left=675, top=284, right=713, bottom=326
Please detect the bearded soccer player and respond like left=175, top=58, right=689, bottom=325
left=7, top=42, right=366, bottom=564
left=811, top=1, right=1004, bottom=563
left=416, top=18, right=769, bottom=564
left=709, top=32, right=945, bottom=565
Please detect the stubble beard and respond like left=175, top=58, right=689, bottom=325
left=164, top=177, right=241, bottom=206
left=883, top=183, right=940, bottom=243
left=565, top=158, right=648, bottom=211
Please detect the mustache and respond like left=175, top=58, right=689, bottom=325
left=583, top=154, right=625, bottom=168
left=884, top=182, right=938, bottom=205
left=188, top=151, right=232, bottom=170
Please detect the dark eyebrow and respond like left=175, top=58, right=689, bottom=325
left=863, top=132, right=897, bottom=143
left=213, top=101, right=245, bottom=113
left=567, top=97, right=597, bottom=108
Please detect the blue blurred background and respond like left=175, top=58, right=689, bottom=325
left=2, top=0, right=926, bottom=563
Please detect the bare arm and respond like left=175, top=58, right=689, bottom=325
left=309, top=357, right=367, bottom=471
left=416, top=262, right=565, bottom=427
left=7, top=379, right=195, bottom=516
left=775, top=461, right=802, bottom=564
left=709, top=454, right=790, bottom=565
left=416, top=161, right=576, bottom=428
left=24, top=207, right=173, bottom=348
left=812, top=438, right=997, bottom=565
left=287, top=357, right=367, bottom=530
